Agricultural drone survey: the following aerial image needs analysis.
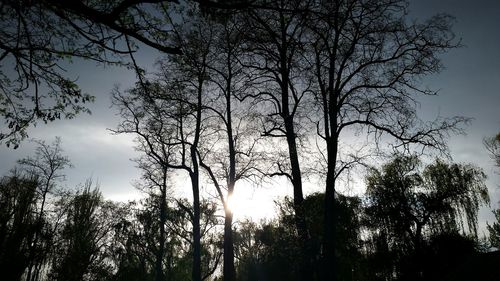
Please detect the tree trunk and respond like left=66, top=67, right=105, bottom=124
left=156, top=170, right=168, bottom=281
left=323, top=151, right=337, bottom=281
left=323, top=107, right=339, bottom=281
left=281, top=65, right=310, bottom=281
left=191, top=170, right=202, bottom=281
left=191, top=75, right=204, bottom=281
left=323, top=79, right=339, bottom=281
left=278, top=9, right=310, bottom=279
left=224, top=88, right=236, bottom=281
left=223, top=204, right=235, bottom=281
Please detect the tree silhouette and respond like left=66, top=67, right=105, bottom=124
left=233, top=192, right=363, bottom=281
left=238, top=1, right=316, bottom=279
left=112, top=13, right=214, bottom=277
left=192, top=11, right=265, bottom=281
left=1, top=1, right=490, bottom=280
left=0, top=0, right=255, bottom=145
left=0, top=172, right=39, bottom=281
left=50, top=182, right=116, bottom=281
left=19, top=138, right=71, bottom=281
left=487, top=209, right=500, bottom=249
left=485, top=132, right=500, bottom=251
left=365, top=155, right=489, bottom=279
left=484, top=132, right=500, bottom=169
left=0, top=138, right=70, bottom=281
left=303, top=1, right=467, bottom=279
left=112, top=78, right=209, bottom=281
left=112, top=83, right=176, bottom=281
left=109, top=196, right=221, bottom=281
left=0, top=1, right=114, bottom=146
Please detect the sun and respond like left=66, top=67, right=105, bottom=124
left=224, top=180, right=286, bottom=221
left=226, top=193, right=237, bottom=214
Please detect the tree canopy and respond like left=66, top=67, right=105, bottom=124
left=2, top=1, right=496, bottom=281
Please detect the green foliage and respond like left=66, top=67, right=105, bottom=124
left=50, top=183, right=116, bottom=281
left=234, top=193, right=364, bottom=281
left=108, top=196, right=221, bottom=281
left=0, top=0, right=128, bottom=146
left=365, top=155, right=489, bottom=279
left=366, top=155, right=488, bottom=240
left=488, top=209, right=500, bottom=249
left=0, top=173, right=39, bottom=281
left=484, top=132, right=500, bottom=168
left=420, top=233, right=478, bottom=281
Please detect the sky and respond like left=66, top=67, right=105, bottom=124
left=0, top=0, right=499, bottom=229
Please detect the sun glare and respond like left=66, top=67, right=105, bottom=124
left=226, top=180, right=288, bottom=221
left=226, top=194, right=237, bottom=214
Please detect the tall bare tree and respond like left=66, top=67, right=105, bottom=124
left=112, top=79, right=204, bottom=281
left=195, top=12, right=263, bottom=281
left=113, top=11, right=213, bottom=277
left=305, top=1, right=465, bottom=279
left=18, top=138, right=71, bottom=281
left=239, top=1, right=315, bottom=279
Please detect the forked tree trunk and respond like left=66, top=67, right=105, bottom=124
left=278, top=9, right=311, bottom=281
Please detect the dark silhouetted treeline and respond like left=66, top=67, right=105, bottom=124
left=2, top=1, right=500, bottom=281
left=1, top=140, right=499, bottom=281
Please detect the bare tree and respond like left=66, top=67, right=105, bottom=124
left=0, top=0, right=256, bottom=145
left=195, top=12, right=264, bottom=281
left=238, top=1, right=316, bottom=279
left=18, top=137, right=71, bottom=281
left=305, top=1, right=465, bottom=279
left=112, top=80, right=197, bottom=281
left=112, top=12, right=214, bottom=278
left=130, top=127, right=173, bottom=281
left=19, top=138, right=71, bottom=218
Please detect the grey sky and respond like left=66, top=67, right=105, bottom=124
left=0, top=0, right=499, bottom=225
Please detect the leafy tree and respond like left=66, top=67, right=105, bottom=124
left=0, top=1, right=110, bottom=146
left=0, top=0, right=255, bottom=145
left=50, top=182, right=116, bottom=281
left=0, top=172, right=39, bottom=281
left=487, top=209, right=500, bottom=249
left=110, top=196, right=222, bottom=281
left=365, top=155, right=489, bottom=279
left=484, top=132, right=500, bottom=249
left=484, top=132, right=500, bottom=169
left=111, top=200, right=168, bottom=281
left=234, top=192, right=363, bottom=281
left=18, top=138, right=71, bottom=281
